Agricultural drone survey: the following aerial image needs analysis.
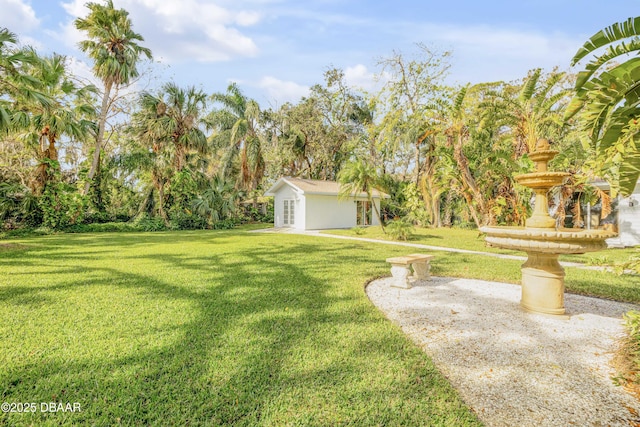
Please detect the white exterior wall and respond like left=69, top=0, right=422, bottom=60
left=304, top=195, right=357, bottom=229
left=295, top=194, right=306, bottom=230
left=304, top=195, right=382, bottom=230
left=617, top=184, right=640, bottom=247
left=273, top=185, right=306, bottom=229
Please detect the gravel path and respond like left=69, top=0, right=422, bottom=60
left=366, top=276, right=640, bottom=427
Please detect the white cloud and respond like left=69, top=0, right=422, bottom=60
left=343, top=64, right=392, bottom=93
left=0, top=0, right=39, bottom=32
left=257, top=76, right=309, bottom=105
left=413, top=23, right=581, bottom=84
left=65, top=56, right=99, bottom=86
left=59, top=0, right=260, bottom=63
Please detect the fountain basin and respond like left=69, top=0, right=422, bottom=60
left=481, top=226, right=617, bottom=254
left=481, top=226, right=618, bottom=316
left=514, top=172, right=569, bottom=189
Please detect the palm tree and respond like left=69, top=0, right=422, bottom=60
left=487, top=68, right=570, bottom=156
left=0, top=28, right=21, bottom=133
left=75, top=0, right=152, bottom=195
left=126, top=84, right=208, bottom=223
left=0, top=28, right=49, bottom=134
left=11, top=52, right=95, bottom=194
left=118, top=129, right=173, bottom=224
left=566, top=17, right=640, bottom=196
left=135, top=83, right=208, bottom=172
left=338, top=159, right=386, bottom=232
left=192, top=175, right=240, bottom=225
left=208, top=83, right=265, bottom=203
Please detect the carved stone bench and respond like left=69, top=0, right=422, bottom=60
left=385, top=253, right=435, bottom=289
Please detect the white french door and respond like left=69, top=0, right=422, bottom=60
left=283, top=199, right=295, bottom=226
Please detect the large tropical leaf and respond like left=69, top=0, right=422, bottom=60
left=518, top=68, right=541, bottom=103
left=572, top=17, right=640, bottom=65
left=569, top=31, right=640, bottom=196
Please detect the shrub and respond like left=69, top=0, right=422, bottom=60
left=39, top=183, right=86, bottom=229
left=83, top=211, right=113, bottom=224
left=616, top=251, right=640, bottom=275
left=351, top=226, right=366, bottom=235
left=386, top=219, right=414, bottom=241
left=133, top=215, right=169, bottom=232
left=613, top=310, right=640, bottom=399
left=169, top=212, right=208, bottom=230
left=64, top=222, right=137, bottom=233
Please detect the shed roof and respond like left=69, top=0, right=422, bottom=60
left=264, top=177, right=387, bottom=198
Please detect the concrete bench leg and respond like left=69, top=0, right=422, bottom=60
left=412, top=261, right=431, bottom=280
left=389, top=264, right=412, bottom=289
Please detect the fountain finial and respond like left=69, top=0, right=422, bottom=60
left=535, top=138, right=550, bottom=152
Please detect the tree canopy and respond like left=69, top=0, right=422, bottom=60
left=2, top=14, right=639, bottom=233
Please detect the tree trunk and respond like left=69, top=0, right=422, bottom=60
left=442, top=188, right=454, bottom=227
left=463, top=192, right=482, bottom=229
left=419, top=146, right=441, bottom=227
left=82, top=79, right=113, bottom=196
left=157, top=182, right=169, bottom=225
left=433, top=194, right=441, bottom=228
left=34, top=129, right=59, bottom=194
left=453, top=133, right=486, bottom=227
left=371, top=196, right=386, bottom=233
left=413, top=140, right=421, bottom=185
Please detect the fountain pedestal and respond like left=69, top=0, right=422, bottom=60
left=520, top=252, right=565, bottom=315
left=481, top=140, right=617, bottom=316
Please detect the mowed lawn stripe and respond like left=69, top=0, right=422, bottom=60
left=0, top=231, right=481, bottom=426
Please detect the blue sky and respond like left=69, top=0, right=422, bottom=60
left=1, top=0, right=637, bottom=107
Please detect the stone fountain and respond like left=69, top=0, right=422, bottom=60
left=480, top=139, right=617, bottom=316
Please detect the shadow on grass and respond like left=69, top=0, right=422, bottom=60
left=0, top=232, right=479, bottom=426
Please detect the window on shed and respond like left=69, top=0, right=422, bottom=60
left=356, top=200, right=372, bottom=226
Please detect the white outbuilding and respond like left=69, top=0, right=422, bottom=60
left=264, top=177, right=387, bottom=230
left=599, top=179, right=640, bottom=247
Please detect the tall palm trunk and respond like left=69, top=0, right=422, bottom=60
left=82, top=79, right=113, bottom=196
left=156, top=181, right=168, bottom=225
left=34, top=127, right=59, bottom=194
left=442, top=187, right=455, bottom=227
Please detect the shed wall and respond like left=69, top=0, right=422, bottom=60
left=617, top=185, right=640, bottom=246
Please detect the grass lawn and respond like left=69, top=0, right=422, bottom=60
left=324, top=226, right=640, bottom=266
left=0, top=230, right=481, bottom=426
left=1, top=229, right=638, bottom=426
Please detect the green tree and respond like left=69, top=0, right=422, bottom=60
left=12, top=52, right=95, bottom=194
left=445, top=85, right=486, bottom=227
left=192, top=175, right=240, bottom=225
left=441, top=82, right=529, bottom=228
left=125, top=83, right=209, bottom=223
left=0, top=28, right=26, bottom=133
left=75, top=0, right=151, bottom=196
left=566, top=17, right=640, bottom=196
left=376, top=45, right=450, bottom=184
left=338, top=159, right=386, bottom=232
left=268, top=69, right=369, bottom=181
left=487, top=68, right=570, bottom=156
left=208, top=83, right=265, bottom=196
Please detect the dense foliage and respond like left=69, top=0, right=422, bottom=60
left=1, top=9, right=639, bottom=233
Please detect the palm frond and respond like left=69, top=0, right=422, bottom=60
left=572, top=17, right=640, bottom=65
